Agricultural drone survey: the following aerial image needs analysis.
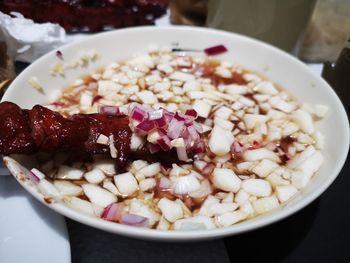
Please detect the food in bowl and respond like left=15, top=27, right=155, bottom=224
left=1, top=47, right=328, bottom=231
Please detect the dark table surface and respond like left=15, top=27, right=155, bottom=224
left=11, top=62, right=350, bottom=263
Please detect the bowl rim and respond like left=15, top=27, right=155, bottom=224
left=3, top=25, right=350, bottom=241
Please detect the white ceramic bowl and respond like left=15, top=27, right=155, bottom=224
left=2, top=26, right=349, bottom=241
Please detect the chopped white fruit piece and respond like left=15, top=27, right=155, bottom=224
left=92, top=204, right=104, bottom=217
left=274, top=100, right=296, bottom=113
left=212, top=168, right=241, bottom=193
left=214, top=106, right=233, bottom=119
left=266, top=170, right=290, bottom=187
left=214, top=117, right=234, bottom=131
left=199, top=195, right=220, bottom=215
left=108, top=135, right=118, bottom=158
left=243, top=148, right=280, bottom=162
left=222, top=192, right=234, bottom=203
left=97, top=80, right=122, bottom=96
left=131, top=160, right=148, bottom=172
left=208, top=202, right=238, bottom=216
left=231, top=101, right=244, bottom=111
left=255, top=81, right=278, bottom=95
left=208, top=125, right=234, bottom=156
left=82, top=184, right=117, bottom=207
left=93, top=159, right=116, bottom=176
left=239, top=96, right=255, bottom=107
left=170, top=164, right=189, bottom=177
left=129, top=199, right=160, bottom=227
left=130, top=133, right=145, bottom=150
left=38, top=179, right=60, bottom=198
left=193, top=100, right=212, bottom=118
left=215, top=211, right=248, bottom=227
left=243, top=114, right=268, bottom=130
left=158, top=198, right=184, bottom=223
left=56, top=165, right=84, bottom=180
left=224, top=84, right=248, bottom=95
left=172, top=173, right=201, bottom=195
left=287, top=145, right=316, bottom=169
left=128, top=54, right=154, bottom=68
left=235, top=189, right=250, bottom=205
left=282, top=122, right=299, bottom=136
left=236, top=162, right=254, bottom=173
left=80, top=92, right=93, bottom=107
left=136, top=162, right=161, bottom=178
left=215, top=67, right=232, bottom=78
left=240, top=202, right=255, bottom=217
left=66, top=197, right=94, bottom=216
left=276, top=185, right=298, bottom=203
left=96, top=134, right=109, bottom=145
left=242, top=179, right=272, bottom=197
left=174, top=216, right=216, bottom=230
left=291, top=171, right=310, bottom=189
left=157, top=63, right=174, bottom=74
left=102, top=179, right=120, bottom=195
left=54, top=180, right=83, bottom=196
left=139, top=178, right=156, bottom=192
left=114, top=172, right=138, bottom=196
left=252, top=159, right=279, bottom=178
left=183, top=80, right=201, bottom=92
left=169, top=71, right=195, bottom=82
left=137, top=90, right=158, bottom=104
left=267, top=109, right=286, bottom=120
left=297, top=151, right=323, bottom=177
left=84, top=168, right=106, bottom=184
left=156, top=217, right=171, bottom=230
left=292, top=109, right=314, bottom=134
left=147, top=131, right=161, bottom=144
left=313, top=131, right=325, bottom=149
left=252, top=196, right=279, bottom=215
left=314, top=104, right=329, bottom=118
left=171, top=138, right=186, bottom=148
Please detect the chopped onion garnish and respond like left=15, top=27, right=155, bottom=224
left=155, top=115, right=167, bottom=127
left=185, top=109, right=198, bottom=118
left=131, top=106, right=147, bottom=122
left=28, top=168, right=45, bottom=183
left=176, top=146, right=189, bottom=161
left=109, top=135, right=118, bottom=158
left=157, top=135, right=172, bottom=151
left=99, top=105, right=120, bottom=116
left=146, top=142, right=161, bottom=154
left=167, top=118, right=185, bottom=139
left=148, top=109, right=164, bottom=120
left=136, top=119, right=156, bottom=132
left=121, top=213, right=149, bottom=227
left=101, top=203, right=124, bottom=222
left=193, top=141, right=205, bottom=154
left=201, top=163, right=215, bottom=176
left=204, top=45, right=228, bottom=56
left=159, top=176, right=172, bottom=189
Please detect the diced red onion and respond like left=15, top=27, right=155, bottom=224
left=192, top=121, right=203, bottom=133
left=162, top=109, right=175, bottom=122
left=193, top=140, right=205, bottom=154
left=28, top=169, right=44, bottom=183
left=92, top=95, right=103, bottom=104
left=231, top=141, right=243, bottom=154
left=160, top=165, right=170, bottom=176
left=174, top=112, right=186, bottom=121
left=204, top=45, right=228, bottom=56
left=101, top=203, right=124, bottom=222
left=121, top=213, right=149, bottom=227
left=176, top=146, right=189, bottom=161
left=146, top=142, right=161, bottom=154
left=187, top=125, right=200, bottom=142
left=155, top=115, right=167, bottom=128
left=157, top=135, right=172, bottom=151
left=130, top=106, right=147, bottom=122
left=136, top=119, right=156, bottom=132
left=159, top=176, right=172, bottom=189
left=185, top=109, right=198, bottom=119
left=201, top=163, right=216, bottom=176
left=148, top=109, right=164, bottom=120
left=167, top=118, right=185, bottom=139
left=99, top=105, right=120, bottom=116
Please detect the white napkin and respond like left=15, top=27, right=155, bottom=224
left=0, top=12, right=67, bottom=62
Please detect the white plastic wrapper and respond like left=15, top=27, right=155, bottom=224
left=0, top=12, right=67, bottom=62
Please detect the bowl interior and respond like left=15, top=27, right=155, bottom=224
left=2, top=26, right=349, bottom=241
